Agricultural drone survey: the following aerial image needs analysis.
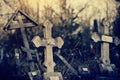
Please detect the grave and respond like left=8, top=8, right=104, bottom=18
left=91, top=19, right=116, bottom=73
left=32, top=20, right=64, bottom=80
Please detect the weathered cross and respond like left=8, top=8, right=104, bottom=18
left=4, top=9, right=39, bottom=75
left=32, top=20, right=64, bottom=79
left=91, top=19, right=115, bottom=72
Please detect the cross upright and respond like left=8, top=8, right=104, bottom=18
left=32, top=20, right=64, bottom=80
left=101, top=21, right=110, bottom=65
left=91, top=19, right=115, bottom=72
left=43, top=20, right=56, bottom=72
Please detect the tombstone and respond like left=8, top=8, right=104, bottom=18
left=99, top=20, right=115, bottom=73
left=91, top=19, right=116, bottom=73
left=32, top=20, right=64, bottom=80
left=4, top=9, right=40, bottom=80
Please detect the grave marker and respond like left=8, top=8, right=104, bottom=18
left=4, top=9, right=39, bottom=80
left=32, top=20, right=64, bottom=80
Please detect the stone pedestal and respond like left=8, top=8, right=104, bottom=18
left=99, top=63, right=115, bottom=72
left=43, top=72, right=63, bottom=80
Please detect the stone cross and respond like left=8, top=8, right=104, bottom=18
left=91, top=19, right=115, bottom=72
left=32, top=20, right=64, bottom=80
left=43, top=20, right=55, bottom=72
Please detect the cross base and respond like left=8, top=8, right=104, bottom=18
left=43, top=72, right=63, bottom=80
left=99, top=63, right=116, bottom=73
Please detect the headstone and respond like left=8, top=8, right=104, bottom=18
left=32, top=20, right=64, bottom=80
left=91, top=19, right=115, bottom=72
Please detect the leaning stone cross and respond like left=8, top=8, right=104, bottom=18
left=32, top=20, right=64, bottom=80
